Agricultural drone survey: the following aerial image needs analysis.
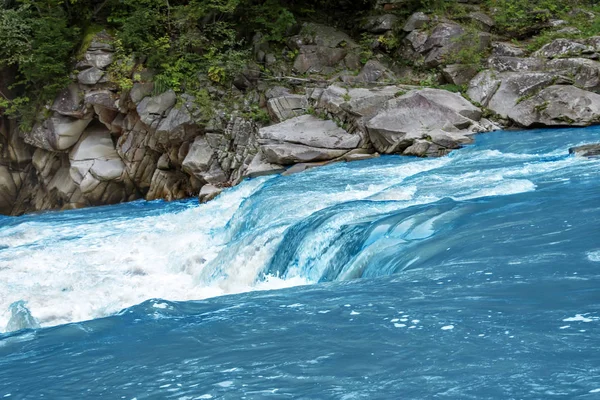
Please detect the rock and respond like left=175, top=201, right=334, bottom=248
left=130, top=82, right=154, bottom=105
left=155, top=101, right=198, bottom=145
left=442, top=64, right=479, bottom=85
left=486, top=72, right=558, bottom=118
left=403, top=12, right=430, bottom=32
left=69, top=124, right=125, bottom=183
left=85, top=90, right=119, bottom=110
left=467, top=11, right=495, bottom=32
left=199, top=184, right=223, bottom=203
left=361, top=14, right=399, bottom=33
left=259, top=114, right=360, bottom=150
left=319, top=85, right=401, bottom=117
left=420, top=22, right=490, bottom=68
left=26, top=114, right=93, bottom=151
left=77, top=67, right=105, bottom=85
left=83, top=50, right=114, bottom=70
left=182, top=136, right=215, bottom=178
left=365, top=88, right=481, bottom=154
left=146, top=170, right=192, bottom=201
left=341, top=60, right=396, bottom=84
left=569, top=143, right=600, bottom=157
left=258, top=115, right=360, bottom=164
left=290, top=23, right=358, bottom=74
left=244, top=151, right=285, bottom=178
left=509, top=85, right=600, bottom=127
left=533, top=38, right=593, bottom=59
left=267, top=94, right=308, bottom=122
left=51, top=84, right=86, bottom=118
left=492, top=42, right=526, bottom=57
left=136, top=90, right=177, bottom=128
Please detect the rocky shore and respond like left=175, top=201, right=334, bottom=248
left=2, top=2, right=600, bottom=215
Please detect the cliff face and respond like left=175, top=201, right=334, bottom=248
left=1, top=1, right=600, bottom=215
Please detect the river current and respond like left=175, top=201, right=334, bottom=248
left=1, top=127, right=599, bottom=398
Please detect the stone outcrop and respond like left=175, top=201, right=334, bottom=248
left=2, top=16, right=600, bottom=215
left=365, top=88, right=485, bottom=156
left=468, top=37, right=600, bottom=127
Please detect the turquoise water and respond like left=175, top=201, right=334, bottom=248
left=1, top=128, right=599, bottom=398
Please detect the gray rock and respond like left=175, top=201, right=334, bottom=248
left=199, top=184, right=223, bottom=203
left=365, top=88, right=481, bottom=154
left=290, top=23, right=358, bottom=74
left=533, top=38, right=593, bottom=59
left=146, top=170, right=192, bottom=201
left=492, top=42, right=526, bottom=57
left=267, top=94, right=308, bottom=122
left=362, top=14, right=399, bottom=33
left=467, top=11, right=495, bottom=32
left=261, top=142, right=349, bottom=164
left=130, top=82, right=154, bottom=105
left=84, top=50, right=114, bottom=70
left=319, top=85, right=401, bottom=117
left=341, top=60, right=396, bottom=84
left=569, top=143, right=600, bottom=157
left=78, top=67, right=105, bottom=85
left=485, top=72, right=558, bottom=118
left=442, top=64, right=479, bottom=85
left=510, top=85, right=600, bottom=127
left=51, top=84, right=86, bottom=118
left=69, top=124, right=125, bottom=184
left=259, top=114, right=360, bottom=150
left=136, top=90, right=177, bottom=128
left=403, top=12, right=430, bottom=32
left=182, top=136, right=215, bottom=178
left=244, top=151, right=285, bottom=178
left=85, top=90, right=119, bottom=110
left=27, top=114, right=93, bottom=151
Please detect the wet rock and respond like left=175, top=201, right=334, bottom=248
left=569, top=143, right=600, bottom=157
left=199, top=184, right=223, bottom=203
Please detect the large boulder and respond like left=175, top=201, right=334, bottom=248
left=532, top=37, right=600, bottom=59
left=258, top=114, right=360, bottom=164
left=365, top=88, right=483, bottom=154
left=509, top=85, right=600, bottom=127
left=69, top=124, right=125, bottom=184
left=267, top=94, right=308, bottom=122
left=26, top=114, right=93, bottom=151
left=289, top=23, right=359, bottom=74
left=318, top=85, right=401, bottom=117
left=361, top=14, right=399, bottom=33
left=467, top=71, right=556, bottom=117
left=136, top=90, right=177, bottom=129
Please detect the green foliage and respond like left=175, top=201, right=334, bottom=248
left=359, top=33, right=374, bottom=65
left=486, top=0, right=571, bottom=37
left=444, top=25, right=486, bottom=66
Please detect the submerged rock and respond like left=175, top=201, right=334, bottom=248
left=569, top=143, right=600, bottom=157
